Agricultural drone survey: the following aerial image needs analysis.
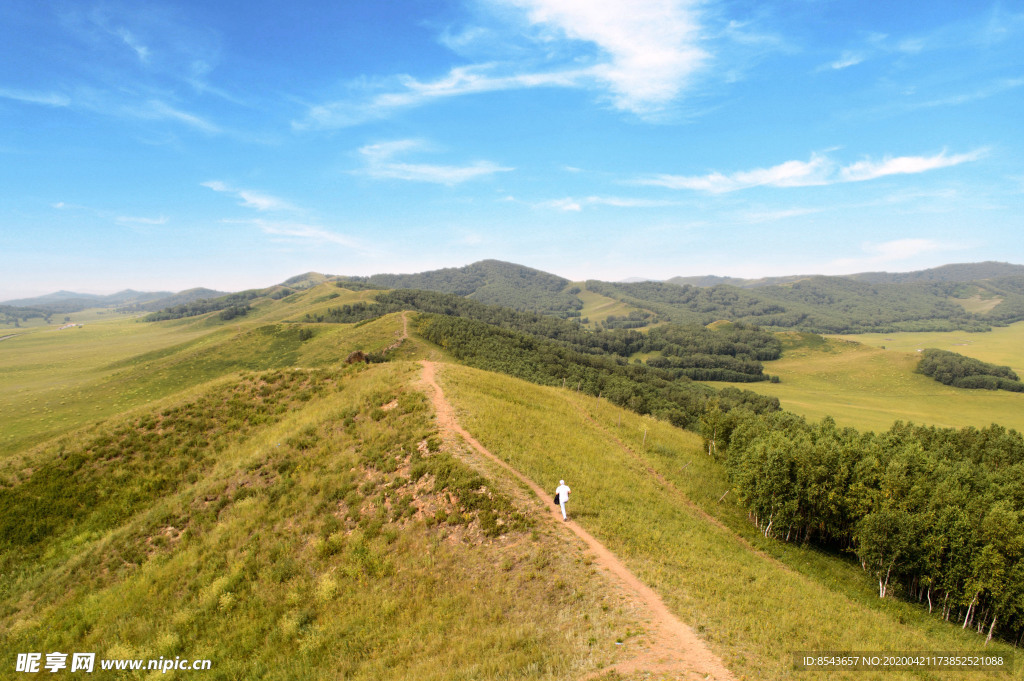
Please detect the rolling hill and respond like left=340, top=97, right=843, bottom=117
left=2, top=279, right=1023, bottom=680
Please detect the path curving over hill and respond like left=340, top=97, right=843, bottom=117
left=420, top=360, right=735, bottom=681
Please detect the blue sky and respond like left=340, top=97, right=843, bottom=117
left=2, top=0, right=1023, bottom=299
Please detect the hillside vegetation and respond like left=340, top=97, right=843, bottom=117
left=916, top=349, right=1024, bottom=392
left=439, top=365, right=1018, bottom=679
left=4, top=275, right=1024, bottom=678
left=1, top=362, right=642, bottom=680
left=339, top=259, right=583, bottom=317
left=587, top=276, right=1024, bottom=334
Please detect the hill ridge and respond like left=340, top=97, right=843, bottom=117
left=421, top=360, right=735, bottom=681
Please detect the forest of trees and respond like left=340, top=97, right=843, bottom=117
left=587, top=276, right=1024, bottom=334
left=916, top=349, right=1024, bottom=392
left=144, top=291, right=262, bottom=321
left=312, top=289, right=781, bottom=383
left=716, top=412, right=1024, bottom=644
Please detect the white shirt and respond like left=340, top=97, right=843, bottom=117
left=555, top=483, right=570, bottom=502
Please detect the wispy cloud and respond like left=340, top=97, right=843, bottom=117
left=830, top=238, right=959, bottom=271
left=823, top=51, right=865, bottom=71
left=295, top=0, right=712, bottom=128
left=142, top=100, right=221, bottom=134
left=358, top=140, right=513, bottom=185
left=839, top=149, right=987, bottom=182
left=738, top=207, right=823, bottom=224
left=637, top=149, right=985, bottom=193
left=225, top=219, right=362, bottom=249
left=296, top=65, right=589, bottom=129
left=117, top=215, right=168, bottom=225
left=202, top=181, right=296, bottom=211
left=539, top=195, right=681, bottom=211
left=117, top=28, right=151, bottom=62
left=0, top=87, right=71, bottom=107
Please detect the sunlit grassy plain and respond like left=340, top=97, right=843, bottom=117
left=576, top=284, right=636, bottom=328
left=438, top=364, right=1019, bottom=680
left=714, top=327, right=1024, bottom=433
left=0, top=286, right=393, bottom=456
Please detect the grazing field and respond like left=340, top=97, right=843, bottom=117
left=0, top=285, right=399, bottom=457
left=714, top=332, right=1024, bottom=433
left=438, top=364, right=1017, bottom=680
left=576, top=284, right=638, bottom=327
left=834, top=321, right=1024, bottom=376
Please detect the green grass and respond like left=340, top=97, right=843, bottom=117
left=437, top=363, right=1020, bottom=680
left=577, top=284, right=638, bottom=328
left=0, top=361, right=642, bottom=680
left=833, top=321, right=1024, bottom=376
left=713, top=330, right=1024, bottom=433
left=0, top=285, right=407, bottom=457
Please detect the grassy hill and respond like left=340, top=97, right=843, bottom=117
left=339, top=259, right=583, bottom=317
left=3, top=281, right=1023, bottom=679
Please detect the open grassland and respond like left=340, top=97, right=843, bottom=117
left=437, top=363, right=1019, bottom=681
left=833, top=320, right=1024, bottom=376
left=1, top=361, right=645, bottom=680
left=715, top=333, right=1024, bottom=433
left=0, top=285, right=405, bottom=457
left=577, top=284, right=637, bottom=327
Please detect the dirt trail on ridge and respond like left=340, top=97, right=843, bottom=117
left=419, top=360, right=735, bottom=681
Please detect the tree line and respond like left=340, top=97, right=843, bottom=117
left=313, top=289, right=781, bottom=382
left=917, top=349, right=1024, bottom=392
left=587, top=276, right=1024, bottom=334
left=144, top=291, right=262, bottom=321
left=711, top=410, right=1024, bottom=644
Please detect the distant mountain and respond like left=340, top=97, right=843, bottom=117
left=667, top=262, right=1024, bottom=289
left=1, top=288, right=229, bottom=317
left=588, top=268, right=1024, bottom=334
left=338, top=259, right=583, bottom=316
left=3, top=289, right=166, bottom=307
left=666, top=275, right=810, bottom=288
left=847, top=261, right=1024, bottom=284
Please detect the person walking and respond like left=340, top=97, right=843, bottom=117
left=554, top=479, right=571, bottom=521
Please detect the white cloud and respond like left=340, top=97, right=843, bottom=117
left=839, top=149, right=987, bottom=182
left=142, top=100, right=221, bottom=134
left=0, top=87, right=71, bottom=107
left=639, top=154, right=833, bottom=192
left=501, top=0, right=708, bottom=113
left=830, top=238, right=958, bottom=271
left=738, top=207, right=823, bottom=224
left=225, top=219, right=362, bottom=249
left=296, top=65, right=588, bottom=129
left=358, top=140, right=512, bottom=185
left=864, top=238, right=943, bottom=260
left=117, top=215, right=168, bottom=225
left=295, top=0, right=712, bottom=128
left=117, top=28, right=151, bottom=62
left=540, top=195, right=681, bottom=210
left=637, top=149, right=985, bottom=193
left=202, top=181, right=296, bottom=211
left=826, top=51, right=865, bottom=70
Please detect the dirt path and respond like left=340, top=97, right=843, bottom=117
left=420, top=360, right=735, bottom=681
